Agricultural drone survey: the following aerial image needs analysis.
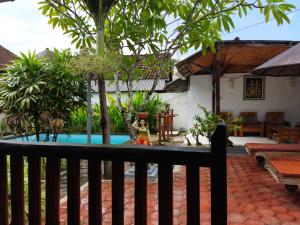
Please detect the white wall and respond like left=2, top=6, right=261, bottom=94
left=188, top=74, right=300, bottom=128
left=92, top=92, right=188, bottom=131
left=160, top=92, right=188, bottom=131
left=187, top=75, right=212, bottom=128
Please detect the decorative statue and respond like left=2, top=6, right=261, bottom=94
left=132, top=113, right=152, bottom=145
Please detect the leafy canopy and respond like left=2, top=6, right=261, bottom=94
left=67, top=48, right=122, bottom=78
left=39, top=0, right=295, bottom=54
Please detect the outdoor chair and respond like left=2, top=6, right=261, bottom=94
left=265, top=112, right=286, bottom=137
left=239, top=112, right=264, bottom=137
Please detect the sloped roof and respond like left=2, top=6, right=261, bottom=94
left=37, top=48, right=53, bottom=59
left=92, top=79, right=166, bottom=93
left=164, top=78, right=188, bottom=93
left=0, top=45, right=16, bottom=68
left=176, top=40, right=299, bottom=77
left=105, top=79, right=166, bottom=92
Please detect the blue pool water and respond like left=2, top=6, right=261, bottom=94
left=12, top=134, right=130, bottom=144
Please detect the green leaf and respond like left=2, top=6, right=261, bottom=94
left=221, top=17, right=230, bottom=32
left=264, top=6, right=271, bottom=22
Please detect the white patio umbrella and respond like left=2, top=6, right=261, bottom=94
left=252, top=43, right=300, bottom=76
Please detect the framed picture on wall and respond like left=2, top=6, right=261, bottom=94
left=243, top=75, right=265, bottom=100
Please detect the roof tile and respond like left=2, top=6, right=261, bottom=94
left=0, top=45, right=16, bottom=68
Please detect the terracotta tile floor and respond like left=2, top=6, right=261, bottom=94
left=59, top=156, right=300, bottom=225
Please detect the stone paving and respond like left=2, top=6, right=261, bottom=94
left=59, top=156, right=300, bottom=225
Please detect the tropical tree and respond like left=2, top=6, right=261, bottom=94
left=39, top=0, right=118, bottom=145
left=39, top=0, right=294, bottom=141
left=0, top=50, right=86, bottom=140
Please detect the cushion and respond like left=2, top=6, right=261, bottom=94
left=245, top=143, right=300, bottom=154
left=270, top=160, right=300, bottom=178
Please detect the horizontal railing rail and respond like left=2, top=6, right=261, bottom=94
left=0, top=141, right=213, bottom=165
left=0, top=124, right=227, bottom=225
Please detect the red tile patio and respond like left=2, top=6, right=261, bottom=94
left=59, top=156, right=300, bottom=225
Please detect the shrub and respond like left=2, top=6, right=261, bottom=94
left=0, top=50, right=86, bottom=140
left=69, top=92, right=164, bottom=133
left=189, top=106, right=221, bottom=145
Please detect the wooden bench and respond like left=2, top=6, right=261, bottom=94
left=278, top=128, right=300, bottom=144
left=244, top=143, right=300, bottom=165
left=266, top=159, right=300, bottom=192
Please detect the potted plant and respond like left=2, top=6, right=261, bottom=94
left=232, top=117, right=243, bottom=136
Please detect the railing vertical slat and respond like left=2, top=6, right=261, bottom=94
left=158, top=163, right=173, bottom=225
left=28, top=156, right=41, bottom=225
left=112, top=160, right=124, bottom=225
left=186, top=163, right=200, bottom=225
left=88, top=159, right=102, bottom=225
left=134, top=161, right=147, bottom=225
left=211, top=124, right=227, bottom=225
left=0, top=154, right=8, bottom=225
left=67, top=158, right=81, bottom=225
left=45, top=157, right=61, bottom=225
left=10, top=155, right=25, bottom=225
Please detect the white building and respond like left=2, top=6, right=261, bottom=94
left=91, top=78, right=189, bottom=131
left=176, top=40, right=300, bottom=129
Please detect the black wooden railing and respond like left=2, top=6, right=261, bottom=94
left=0, top=124, right=227, bottom=225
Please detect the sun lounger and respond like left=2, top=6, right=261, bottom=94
left=266, top=159, right=300, bottom=192
left=244, top=143, right=300, bottom=165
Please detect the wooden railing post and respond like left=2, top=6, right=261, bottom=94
left=186, top=163, right=200, bottom=225
left=88, top=159, right=102, bottom=225
left=210, top=123, right=227, bottom=225
left=112, top=160, right=124, bottom=225
left=45, top=157, right=61, bottom=225
left=67, top=158, right=81, bottom=225
left=158, top=163, right=173, bottom=225
left=10, top=155, right=25, bottom=225
left=0, top=154, right=8, bottom=225
left=28, top=156, right=41, bottom=225
left=135, top=161, right=147, bottom=225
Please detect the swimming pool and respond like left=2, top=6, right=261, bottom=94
left=11, top=134, right=130, bottom=144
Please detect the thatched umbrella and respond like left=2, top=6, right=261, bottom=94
left=252, top=43, right=300, bottom=76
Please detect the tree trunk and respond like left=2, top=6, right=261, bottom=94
left=34, top=117, right=40, bottom=142
left=142, top=58, right=167, bottom=110
left=96, top=4, right=112, bottom=178
left=97, top=75, right=110, bottom=144
left=114, top=72, right=123, bottom=112
left=87, top=75, right=92, bottom=144
left=145, top=78, right=158, bottom=104
left=125, top=79, right=135, bottom=142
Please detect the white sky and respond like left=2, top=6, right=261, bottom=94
left=0, top=0, right=73, bottom=54
left=0, top=0, right=299, bottom=59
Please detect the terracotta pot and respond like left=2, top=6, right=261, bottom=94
left=233, top=130, right=239, bottom=136
left=137, top=112, right=148, bottom=119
